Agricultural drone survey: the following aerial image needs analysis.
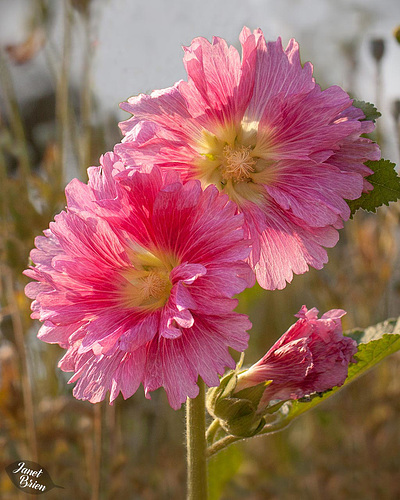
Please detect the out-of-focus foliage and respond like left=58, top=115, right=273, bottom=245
left=393, top=25, right=400, bottom=44
left=0, top=1, right=399, bottom=499
left=208, top=446, right=243, bottom=500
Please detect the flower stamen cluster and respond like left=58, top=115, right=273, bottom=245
left=221, top=144, right=256, bottom=183
left=120, top=266, right=171, bottom=311
left=119, top=244, right=175, bottom=310
left=196, top=123, right=277, bottom=207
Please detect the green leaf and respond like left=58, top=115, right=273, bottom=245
left=352, top=100, right=381, bottom=121
left=208, top=444, right=243, bottom=500
left=261, top=317, right=400, bottom=434
left=347, top=159, right=400, bottom=216
left=345, top=317, right=400, bottom=344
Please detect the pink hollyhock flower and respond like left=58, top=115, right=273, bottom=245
left=115, top=27, right=380, bottom=290
left=24, top=152, right=254, bottom=410
left=234, top=306, right=357, bottom=408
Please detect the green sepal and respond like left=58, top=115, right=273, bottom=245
left=352, top=100, right=381, bottom=122
left=347, top=159, right=400, bottom=216
left=206, top=371, right=238, bottom=412
left=206, top=373, right=270, bottom=438
left=223, top=415, right=266, bottom=438
left=233, top=380, right=272, bottom=405
left=213, top=397, right=266, bottom=438
left=263, top=399, right=286, bottom=415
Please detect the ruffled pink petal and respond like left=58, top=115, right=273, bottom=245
left=246, top=34, right=315, bottom=122
left=258, top=86, right=358, bottom=163
left=143, top=312, right=250, bottom=409
left=119, top=83, right=202, bottom=142
left=69, top=347, right=146, bottom=404
left=180, top=35, right=242, bottom=123
left=37, top=321, right=86, bottom=349
left=320, top=309, right=347, bottom=320
left=50, top=211, right=128, bottom=270
left=266, top=163, right=363, bottom=227
left=170, top=262, right=207, bottom=284
left=246, top=203, right=338, bottom=290
left=235, top=337, right=312, bottom=394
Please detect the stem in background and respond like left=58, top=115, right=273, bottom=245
left=0, top=115, right=38, bottom=466
left=4, top=268, right=38, bottom=462
left=80, top=11, right=95, bottom=178
left=394, top=106, right=400, bottom=166
left=91, top=403, right=102, bottom=500
left=0, top=49, right=30, bottom=177
left=375, top=59, right=383, bottom=146
left=38, top=0, right=60, bottom=82
left=186, top=379, right=208, bottom=500
left=397, top=121, right=400, bottom=166
left=0, top=114, right=8, bottom=188
left=104, top=402, right=116, bottom=498
left=56, top=0, right=73, bottom=183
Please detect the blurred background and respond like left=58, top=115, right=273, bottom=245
left=0, top=0, right=400, bottom=498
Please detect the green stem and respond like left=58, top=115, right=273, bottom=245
left=259, top=419, right=291, bottom=435
left=206, top=435, right=240, bottom=458
left=206, top=416, right=292, bottom=458
left=206, top=418, right=221, bottom=444
left=186, top=379, right=208, bottom=500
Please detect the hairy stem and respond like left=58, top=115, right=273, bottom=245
left=206, top=418, right=221, bottom=444
left=206, top=416, right=293, bottom=458
left=206, top=435, right=240, bottom=458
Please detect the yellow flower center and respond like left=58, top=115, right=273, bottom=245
left=194, top=121, right=278, bottom=206
left=119, top=244, right=175, bottom=311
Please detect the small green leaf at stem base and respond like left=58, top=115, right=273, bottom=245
left=208, top=445, right=243, bottom=500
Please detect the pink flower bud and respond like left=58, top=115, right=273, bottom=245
left=235, top=306, right=357, bottom=408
